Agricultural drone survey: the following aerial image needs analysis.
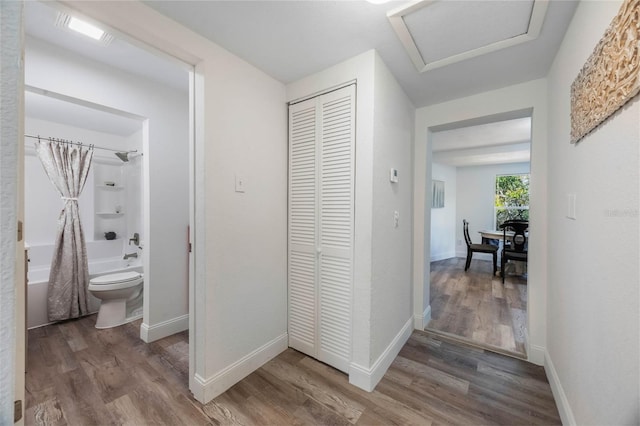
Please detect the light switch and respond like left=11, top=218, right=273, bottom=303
left=393, top=210, right=399, bottom=228
left=389, top=168, right=398, bottom=183
left=567, top=193, right=576, bottom=220
left=235, top=175, right=245, bottom=193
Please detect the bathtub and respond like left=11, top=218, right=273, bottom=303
left=27, top=249, right=143, bottom=329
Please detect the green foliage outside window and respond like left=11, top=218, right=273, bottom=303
left=495, top=174, right=530, bottom=227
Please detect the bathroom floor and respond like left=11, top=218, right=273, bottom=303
left=24, top=314, right=560, bottom=425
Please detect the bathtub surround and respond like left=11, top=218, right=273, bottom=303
left=34, top=139, right=94, bottom=321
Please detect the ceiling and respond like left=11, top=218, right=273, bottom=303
left=25, top=90, right=142, bottom=137
left=23, top=0, right=575, bottom=162
left=144, top=0, right=579, bottom=107
left=24, top=1, right=187, bottom=136
left=431, top=117, right=531, bottom=167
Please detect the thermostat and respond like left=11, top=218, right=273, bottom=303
left=389, top=168, right=398, bottom=183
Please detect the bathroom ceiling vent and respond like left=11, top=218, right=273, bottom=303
left=387, top=0, right=549, bottom=72
left=55, top=12, right=114, bottom=46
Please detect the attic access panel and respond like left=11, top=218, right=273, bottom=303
left=388, top=0, right=549, bottom=72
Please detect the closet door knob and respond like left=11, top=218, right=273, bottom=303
left=316, top=247, right=322, bottom=254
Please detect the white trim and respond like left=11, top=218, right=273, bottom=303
left=349, top=318, right=413, bottom=392
left=387, top=0, right=549, bottom=72
left=430, top=250, right=456, bottom=262
left=414, top=305, right=431, bottom=329
left=140, top=314, right=189, bottom=343
left=191, top=333, right=288, bottom=404
left=545, top=350, right=576, bottom=426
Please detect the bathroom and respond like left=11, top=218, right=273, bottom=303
left=24, top=1, right=191, bottom=340
left=25, top=95, right=145, bottom=328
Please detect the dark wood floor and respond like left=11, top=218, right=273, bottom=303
left=428, top=257, right=528, bottom=357
left=25, top=314, right=559, bottom=425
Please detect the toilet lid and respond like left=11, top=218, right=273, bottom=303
left=90, top=271, right=142, bottom=285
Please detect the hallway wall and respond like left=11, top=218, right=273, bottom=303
left=545, top=0, right=639, bottom=423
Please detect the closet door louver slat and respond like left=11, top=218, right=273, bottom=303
left=288, top=100, right=318, bottom=355
left=318, top=89, right=354, bottom=373
left=288, top=85, right=354, bottom=374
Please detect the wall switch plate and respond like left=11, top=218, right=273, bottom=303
left=235, top=175, right=245, bottom=193
left=389, top=168, right=398, bottom=183
left=567, top=193, right=576, bottom=220
left=393, top=210, right=399, bottom=228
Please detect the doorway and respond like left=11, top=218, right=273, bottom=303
left=425, top=115, right=532, bottom=358
left=22, top=0, right=194, bottom=414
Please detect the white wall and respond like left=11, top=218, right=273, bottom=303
left=455, top=162, right=529, bottom=258
left=414, top=79, right=548, bottom=363
left=25, top=36, right=190, bottom=340
left=58, top=1, right=289, bottom=403
left=430, top=162, right=456, bottom=261
left=287, top=51, right=415, bottom=391
left=545, top=1, right=639, bottom=424
left=370, top=53, right=414, bottom=371
left=0, top=2, right=24, bottom=422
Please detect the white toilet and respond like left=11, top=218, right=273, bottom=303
left=88, top=271, right=144, bottom=329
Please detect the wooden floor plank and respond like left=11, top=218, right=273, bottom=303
left=428, top=257, right=528, bottom=356
left=26, top=315, right=559, bottom=426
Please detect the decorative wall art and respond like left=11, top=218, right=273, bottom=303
left=570, top=0, right=640, bottom=144
left=432, top=180, right=445, bottom=208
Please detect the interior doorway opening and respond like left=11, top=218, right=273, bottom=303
left=425, top=112, right=532, bottom=358
left=21, top=1, right=197, bottom=419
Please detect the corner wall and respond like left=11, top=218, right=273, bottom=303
left=545, top=1, right=639, bottom=423
left=368, top=53, right=414, bottom=386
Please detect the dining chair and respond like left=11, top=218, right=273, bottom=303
left=463, top=219, right=497, bottom=275
left=500, top=220, right=528, bottom=283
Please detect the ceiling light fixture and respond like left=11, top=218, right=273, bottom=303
left=67, top=17, right=104, bottom=40
left=54, top=12, right=114, bottom=46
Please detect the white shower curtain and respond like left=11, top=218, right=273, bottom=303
left=35, top=139, right=94, bottom=321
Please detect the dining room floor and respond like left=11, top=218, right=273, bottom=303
left=427, top=257, right=527, bottom=357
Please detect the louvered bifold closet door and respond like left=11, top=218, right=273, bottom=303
left=288, top=84, right=355, bottom=374
left=288, top=97, right=318, bottom=356
left=317, top=86, right=355, bottom=373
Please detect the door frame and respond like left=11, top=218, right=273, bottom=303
left=413, top=79, right=549, bottom=365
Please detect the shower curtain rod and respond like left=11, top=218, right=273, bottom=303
left=24, top=134, right=138, bottom=154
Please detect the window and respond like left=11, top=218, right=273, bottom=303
left=495, top=174, right=529, bottom=228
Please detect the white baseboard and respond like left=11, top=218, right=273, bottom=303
left=414, top=305, right=431, bottom=329
left=191, top=333, right=288, bottom=404
left=544, top=350, right=576, bottom=426
left=430, top=251, right=456, bottom=262
left=525, top=330, right=544, bottom=366
left=349, top=318, right=413, bottom=392
left=140, top=314, right=189, bottom=343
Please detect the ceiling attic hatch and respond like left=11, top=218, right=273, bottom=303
left=388, top=0, right=549, bottom=72
left=55, top=12, right=114, bottom=46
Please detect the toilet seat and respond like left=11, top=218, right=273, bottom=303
left=88, top=271, right=143, bottom=292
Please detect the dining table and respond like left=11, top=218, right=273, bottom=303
left=478, top=229, right=528, bottom=272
